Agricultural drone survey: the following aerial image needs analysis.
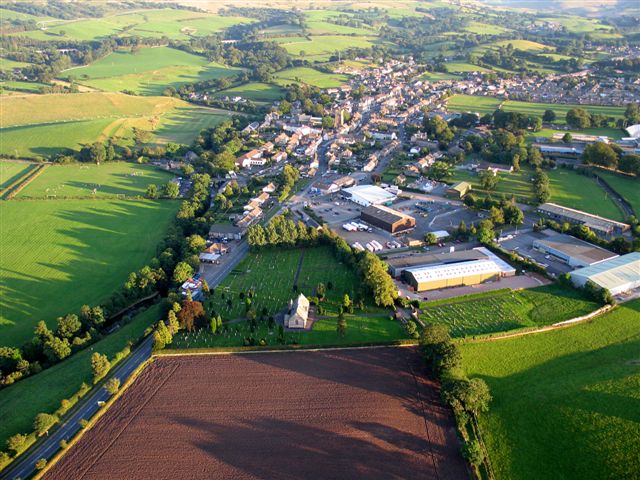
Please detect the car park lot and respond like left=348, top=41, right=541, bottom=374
left=498, top=231, right=574, bottom=277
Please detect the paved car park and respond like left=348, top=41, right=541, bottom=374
left=498, top=231, right=574, bottom=277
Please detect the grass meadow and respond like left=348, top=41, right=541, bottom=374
left=0, top=161, right=34, bottom=190
left=460, top=300, right=640, bottom=480
left=449, top=167, right=536, bottom=203
left=595, top=170, right=640, bottom=216
left=215, top=82, right=286, bottom=102
left=0, top=304, right=162, bottom=452
left=152, top=106, right=232, bottom=145
left=547, top=168, right=624, bottom=221
left=273, top=67, right=350, bottom=88
left=15, top=162, right=173, bottom=199
left=0, top=199, right=178, bottom=348
left=280, top=36, right=377, bottom=61
left=420, top=284, right=599, bottom=337
left=67, top=47, right=242, bottom=95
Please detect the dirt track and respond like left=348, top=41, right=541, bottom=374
left=45, top=347, right=468, bottom=480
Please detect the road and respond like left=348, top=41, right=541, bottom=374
left=1, top=335, right=153, bottom=480
left=2, top=242, right=250, bottom=480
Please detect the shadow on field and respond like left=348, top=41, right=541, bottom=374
left=470, top=323, right=640, bottom=480
left=0, top=200, right=169, bottom=345
left=62, top=171, right=168, bottom=197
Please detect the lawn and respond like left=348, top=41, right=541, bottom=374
left=207, top=246, right=366, bottom=321
left=595, top=170, right=640, bottom=217
left=15, top=162, right=173, bottom=199
left=460, top=300, right=640, bottom=480
left=547, top=168, right=624, bottom=221
left=0, top=303, right=162, bottom=452
left=67, top=47, right=242, bottom=96
left=420, top=284, right=599, bottom=337
left=449, top=167, right=536, bottom=203
left=0, top=160, right=34, bottom=190
left=0, top=199, right=179, bottom=348
left=273, top=67, right=349, bottom=88
left=214, top=82, right=286, bottom=102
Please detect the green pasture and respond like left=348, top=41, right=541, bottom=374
left=460, top=300, right=640, bottom=480
left=16, top=162, right=172, bottom=199
left=67, top=47, right=242, bottom=95
left=595, top=170, right=640, bottom=216
left=446, top=95, right=503, bottom=115
left=420, top=284, right=599, bottom=337
left=464, top=21, right=511, bottom=35
left=273, top=67, right=349, bottom=88
left=420, top=71, right=461, bottom=82
left=152, top=106, right=232, bottom=145
left=0, top=303, right=162, bottom=452
left=0, top=80, right=47, bottom=94
left=303, top=11, right=376, bottom=36
left=547, top=168, right=624, bottom=221
left=0, top=199, right=178, bottom=348
left=215, top=82, right=286, bottom=102
left=281, top=35, right=377, bottom=60
left=207, top=246, right=367, bottom=321
left=449, top=167, right=536, bottom=202
left=0, top=161, right=34, bottom=190
left=0, top=58, right=33, bottom=70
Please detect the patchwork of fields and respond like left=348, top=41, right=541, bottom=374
left=0, top=197, right=178, bottom=348
left=460, top=300, right=640, bottom=480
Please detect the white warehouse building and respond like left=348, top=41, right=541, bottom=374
left=570, top=252, right=640, bottom=296
left=342, top=185, right=396, bottom=207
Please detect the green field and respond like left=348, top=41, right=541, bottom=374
left=0, top=161, right=34, bottom=190
left=280, top=35, right=377, bottom=61
left=446, top=95, right=503, bottom=115
left=208, top=246, right=366, bottom=321
left=532, top=127, right=624, bottom=141
left=303, top=10, right=377, bottom=36
left=464, top=21, right=511, bottom=35
left=450, top=167, right=536, bottom=202
left=215, top=82, right=286, bottom=102
left=67, top=47, right=242, bottom=96
left=0, top=303, right=162, bottom=452
left=152, top=106, right=232, bottom=145
left=16, top=162, right=172, bottom=199
left=0, top=199, right=178, bottom=348
left=595, top=170, right=640, bottom=216
left=420, top=284, right=599, bottom=337
left=460, top=300, right=640, bottom=480
left=273, top=67, right=349, bottom=88
left=548, top=168, right=624, bottom=221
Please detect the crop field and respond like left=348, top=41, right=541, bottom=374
left=67, top=47, right=242, bottom=96
left=15, top=162, right=172, bottom=199
left=449, top=167, right=536, bottom=202
left=547, top=168, right=624, bottom=221
left=419, top=284, right=599, bottom=337
left=44, top=348, right=467, bottom=480
left=273, top=67, right=349, bottom=88
left=214, top=82, right=286, bottom=102
left=460, top=300, right=640, bottom=480
left=208, top=247, right=363, bottom=321
left=280, top=35, right=377, bottom=60
left=595, top=170, right=640, bottom=216
left=0, top=160, right=34, bottom=190
left=0, top=199, right=179, bottom=348
left=0, top=304, right=162, bottom=452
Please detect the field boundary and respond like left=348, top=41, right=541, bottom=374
left=1, top=163, right=48, bottom=200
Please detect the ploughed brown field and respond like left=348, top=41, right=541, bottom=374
left=45, top=347, right=467, bottom=480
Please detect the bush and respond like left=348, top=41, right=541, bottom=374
left=462, top=439, right=484, bottom=467
left=104, top=377, right=121, bottom=395
left=35, top=458, right=47, bottom=470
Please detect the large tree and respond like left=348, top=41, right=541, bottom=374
left=583, top=142, right=619, bottom=169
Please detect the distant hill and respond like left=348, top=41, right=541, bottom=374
left=479, top=0, right=639, bottom=16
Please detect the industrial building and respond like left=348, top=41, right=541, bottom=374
left=360, top=205, right=416, bottom=234
left=342, top=185, right=396, bottom=207
left=570, top=252, right=640, bottom=296
left=537, top=203, right=630, bottom=236
left=398, top=247, right=515, bottom=292
left=386, top=250, right=486, bottom=278
left=446, top=181, right=472, bottom=199
left=532, top=233, right=618, bottom=268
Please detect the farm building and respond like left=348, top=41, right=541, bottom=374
left=342, top=185, right=396, bottom=207
left=570, top=252, right=640, bottom=296
left=532, top=233, right=618, bottom=268
left=386, top=249, right=487, bottom=278
left=285, top=294, right=310, bottom=329
left=360, top=205, right=416, bottom=234
left=208, top=224, right=245, bottom=241
left=537, top=203, right=630, bottom=236
left=446, top=181, right=472, bottom=199
left=535, top=144, right=583, bottom=163
left=401, top=247, right=515, bottom=292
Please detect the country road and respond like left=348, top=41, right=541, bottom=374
left=1, top=242, right=250, bottom=480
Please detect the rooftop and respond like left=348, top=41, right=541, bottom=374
left=405, top=259, right=502, bottom=283
left=361, top=205, right=415, bottom=225
left=571, top=252, right=640, bottom=291
left=537, top=203, right=630, bottom=231
left=534, top=232, right=618, bottom=266
left=343, top=185, right=396, bottom=204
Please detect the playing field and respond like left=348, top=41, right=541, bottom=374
left=460, top=300, right=640, bottom=480
left=595, top=170, right=640, bottom=216
left=449, top=167, right=536, bottom=203
left=0, top=199, right=179, bottom=348
left=273, top=67, right=349, bottom=88
left=15, top=162, right=173, bottom=199
left=67, top=47, right=242, bottom=96
left=0, top=304, right=162, bottom=454
left=420, top=284, right=599, bottom=337
left=446, top=95, right=503, bottom=115
left=547, top=168, right=625, bottom=221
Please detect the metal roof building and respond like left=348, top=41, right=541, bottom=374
left=342, top=185, right=396, bottom=206
left=360, top=205, right=415, bottom=233
left=570, top=252, right=640, bottom=295
left=405, top=260, right=503, bottom=292
left=533, top=233, right=618, bottom=268
left=537, top=203, right=630, bottom=236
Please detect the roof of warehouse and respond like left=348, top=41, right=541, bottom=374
left=533, top=233, right=618, bottom=265
left=537, top=203, right=629, bottom=230
left=571, top=252, right=640, bottom=290
left=343, top=185, right=396, bottom=204
left=405, top=259, right=502, bottom=283
left=361, top=205, right=414, bottom=225
left=386, top=250, right=487, bottom=270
